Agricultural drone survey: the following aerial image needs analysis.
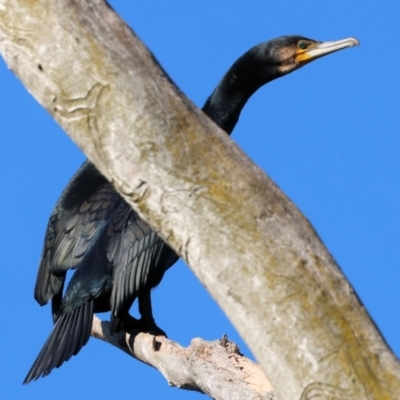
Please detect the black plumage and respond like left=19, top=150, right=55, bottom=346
left=24, top=35, right=358, bottom=384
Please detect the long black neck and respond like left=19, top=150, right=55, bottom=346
left=202, top=46, right=282, bottom=135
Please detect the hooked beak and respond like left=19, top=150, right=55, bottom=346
left=296, top=37, right=360, bottom=63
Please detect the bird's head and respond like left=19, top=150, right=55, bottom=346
left=261, top=35, right=360, bottom=76
left=203, top=34, right=359, bottom=133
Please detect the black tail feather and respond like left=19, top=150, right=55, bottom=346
left=23, top=301, right=93, bottom=384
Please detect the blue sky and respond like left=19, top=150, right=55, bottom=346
left=1, top=1, right=399, bottom=399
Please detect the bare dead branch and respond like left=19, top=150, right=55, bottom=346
left=91, top=316, right=278, bottom=400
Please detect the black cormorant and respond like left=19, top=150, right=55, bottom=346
left=23, top=35, right=358, bottom=384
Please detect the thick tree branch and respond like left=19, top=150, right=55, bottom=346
left=1, top=1, right=400, bottom=399
left=91, top=316, right=277, bottom=400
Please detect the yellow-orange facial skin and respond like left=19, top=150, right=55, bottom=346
left=295, top=41, right=319, bottom=63
left=295, top=37, right=360, bottom=64
left=276, top=37, right=358, bottom=75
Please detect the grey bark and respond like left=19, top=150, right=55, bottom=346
left=0, top=1, right=399, bottom=399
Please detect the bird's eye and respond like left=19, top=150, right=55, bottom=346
left=298, top=41, right=308, bottom=50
